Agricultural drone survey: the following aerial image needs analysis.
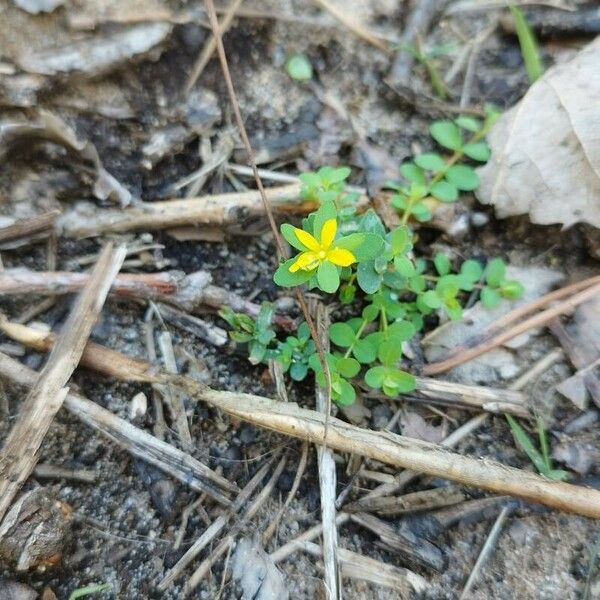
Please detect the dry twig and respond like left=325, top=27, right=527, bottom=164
left=0, top=243, right=125, bottom=523
left=0, top=351, right=235, bottom=505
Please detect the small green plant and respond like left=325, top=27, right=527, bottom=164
left=506, top=414, right=569, bottom=481
left=286, top=54, right=313, bottom=81
left=220, top=115, right=524, bottom=407
left=402, top=39, right=456, bottom=99
left=510, top=5, right=543, bottom=84
left=68, top=583, right=112, bottom=600
left=386, top=110, right=499, bottom=226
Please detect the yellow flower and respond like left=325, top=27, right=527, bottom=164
left=289, top=219, right=356, bottom=273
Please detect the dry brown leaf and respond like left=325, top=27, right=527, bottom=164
left=476, top=37, right=600, bottom=229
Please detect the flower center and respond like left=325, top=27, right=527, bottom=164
left=318, top=250, right=327, bottom=259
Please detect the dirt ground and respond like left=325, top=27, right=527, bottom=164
left=0, top=0, right=599, bottom=598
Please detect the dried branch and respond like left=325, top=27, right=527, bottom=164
left=0, top=210, right=61, bottom=249
left=313, top=303, right=341, bottom=600
left=0, top=268, right=293, bottom=329
left=0, top=351, right=235, bottom=505
left=0, top=243, right=126, bottom=522
left=58, top=184, right=355, bottom=237
left=4, top=324, right=600, bottom=518
left=184, top=0, right=245, bottom=93
left=301, top=541, right=428, bottom=594
left=424, top=282, right=600, bottom=376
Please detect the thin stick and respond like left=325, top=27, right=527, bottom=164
left=0, top=268, right=293, bottom=329
left=0, top=210, right=61, bottom=247
left=485, top=275, right=600, bottom=335
left=423, top=283, right=600, bottom=375
left=301, top=541, right=428, bottom=594
left=262, top=441, right=308, bottom=545
left=458, top=504, right=513, bottom=599
left=359, top=349, right=564, bottom=501
left=0, top=352, right=235, bottom=505
left=4, top=330, right=596, bottom=517
left=185, top=454, right=287, bottom=594
left=311, top=0, right=389, bottom=53
left=0, top=243, right=125, bottom=523
left=188, top=384, right=600, bottom=518
left=271, top=514, right=351, bottom=563
left=34, top=464, right=96, bottom=483
left=313, top=303, right=341, bottom=600
left=202, top=0, right=332, bottom=436
left=184, top=0, right=245, bottom=93
left=158, top=458, right=274, bottom=591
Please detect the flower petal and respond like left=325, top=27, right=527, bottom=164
left=320, top=218, right=337, bottom=249
left=292, top=227, right=320, bottom=252
left=326, top=247, right=356, bottom=267
left=289, top=252, right=319, bottom=272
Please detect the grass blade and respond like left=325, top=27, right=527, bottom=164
left=510, top=5, right=543, bottom=83
left=506, top=414, right=547, bottom=475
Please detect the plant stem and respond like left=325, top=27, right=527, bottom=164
left=343, top=318, right=367, bottom=358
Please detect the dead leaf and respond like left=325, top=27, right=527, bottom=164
left=0, top=110, right=132, bottom=206
left=18, top=22, right=172, bottom=76
left=400, top=411, right=444, bottom=444
left=476, top=37, right=600, bottom=229
left=232, top=538, right=289, bottom=600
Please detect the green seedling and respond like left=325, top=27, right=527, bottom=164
left=506, top=414, right=569, bottom=481
left=68, top=584, right=112, bottom=600
left=510, top=5, right=543, bottom=83
left=402, top=38, right=456, bottom=99
left=286, top=54, right=313, bottom=81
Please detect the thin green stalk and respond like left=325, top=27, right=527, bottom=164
left=343, top=318, right=367, bottom=358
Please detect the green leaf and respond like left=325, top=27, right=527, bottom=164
left=336, top=357, right=360, bottom=378
left=510, top=5, right=543, bottom=84
left=506, top=415, right=548, bottom=475
left=378, top=340, right=402, bottom=366
left=391, top=194, right=408, bottom=210
left=463, top=141, right=491, bottom=162
left=365, top=365, right=386, bottom=388
left=273, top=258, right=313, bottom=287
left=387, top=320, right=416, bottom=343
left=501, top=280, right=525, bottom=299
left=430, top=181, right=458, bottom=203
left=359, top=210, right=386, bottom=236
left=286, top=54, right=313, bottom=81
left=339, top=283, right=356, bottom=304
left=69, top=584, right=112, bottom=600
left=256, top=303, right=273, bottom=330
left=336, top=233, right=384, bottom=262
left=454, top=116, right=481, bottom=132
left=317, top=261, right=340, bottom=293
left=336, top=380, right=356, bottom=406
left=433, top=254, right=451, bottom=276
left=382, top=368, right=416, bottom=395
left=353, top=339, right=377, bottom=364
left=430, top=120, right=462, bottom=151
left=357, top=261, right=383, bottom=294
left=446, top=165, right=479, bottom=191
left=362, top=304, right=379, bottom=322
left=297, top=322, right=310, bottom=341
left=328, top=166, right=351, bottom=183
left=485, top=258, right=506, bottom=287
left=391, top=226, right=411, bottom=255
left=460, top=259, right=483, bottom=282
left=422, top=290, right=442, bottom=309
left=481, top=286, right=501, bottom=309
left=414, top=153, right=445, bottom=172
left=394, top=255, right=416, bottom=277
left=400, top=162, right=425, bottom=185
left=280, top=223, right=310, bottom=251
left=329, top=322, right=355, bottom=347
left=290, top=361, right=309, bottom=381
left=411, top=201, right=432, bottom=221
